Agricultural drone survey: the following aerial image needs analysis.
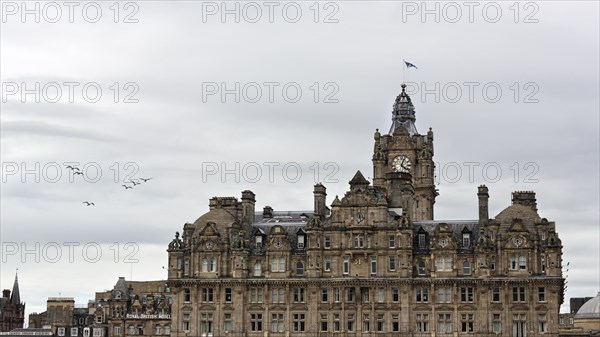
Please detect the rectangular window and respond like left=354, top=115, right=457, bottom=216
left=389, top=235, right=396, bottom=248
left=250, top=313, right=262, bottom=332
left=376, top=287, right=385, bottom=303
left=389, top=256, right=396, bottom=271
left=201, top=288, right=214, bottom=302
left=333, top=287, right=340, bottom=302
left=392, top=287, right=399, bottom=302
left=324, top=257, right=331, bottom=271
left=223, top=313, right=232, bottom=333
left=321, top=288, right=328, bottom=302
left=58, top=328, right=66, bottom=336
left=271, top=313, right=284, bottom=333
left=250, top=287, right=263, bottom=303
left=183, top=288, right=191, bottom=302
left=392, top=314, right=399, bottom=332
left=513, top=287, right=526, bottom=302
left=200, top=313, right=213, bottom=337
left=271, top=288, right=285, bottom=303
left=93, top=329, right=102, bottom=337
left=346, top=287, right=355, bottom=302
left=463, top=233, right=471, bottom=247
left=347, top=313, right=355, bottom=332
left=461, top=313, right=474, bottom=333
left=324, top=236, right=331, bottom=248
left=519, top=256, right=527, bottom=270
left=377, top=313, right=384, bottom=332
left=510, top=256, right=517, bottom=270
left=492, top=287, right=500, bottom=302
left=297, top=235, right=305, bottom=249
left=416, top=287, right=429, bottom=303
left=538, top=314, right=547, bottom=333
left=224, top=288, right=232, bottom=303
left=418, top=234, right=426, bottom=249
left=416, top=314, right=429, bottom=332
left=333, top=313, right=341, bottom=332
left=493, top=313, right=502, bottom=333
left=320, top=314, right=328, bottom=332
left=70, top=328, right=78, bottom=337
left=293, top=288, right=305, bottom=303
left=437, top=313, right=452, bottom=333
left=436, top=256, right=453, bottom=271
left=361, top=287, right=370, bottom=302
left=182, top=314, right=190, bottom=332
left=513, top=313, right=527, bottom=337
left=362, top=313, right=370, bottom=332
left=293, top=314, right=306, bottom=332
left=437, top=287, right=451, bottom=303
left=538, top=287, right=546, bottom=302
left=461, top=287, right=474, bottom=303
left=343, top=256, right=350, bottom=274
left=370, top=256, right=377, bottom=275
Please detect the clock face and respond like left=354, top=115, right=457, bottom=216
left=274, top=240, right=282, bottom=249
left=205, top=241, right=214, bottom=250
left=392, top=155, right=412, bottom=173
left=513, top=236, right=523, bottom=247
left=440, top=239, right=448, bottom=248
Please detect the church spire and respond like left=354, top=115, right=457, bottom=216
left=389, top=84, right=418, bottom=135
left=10, top=271, right=21, bottom=305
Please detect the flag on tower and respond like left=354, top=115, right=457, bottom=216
left=404, top=60, right=418, bottom=69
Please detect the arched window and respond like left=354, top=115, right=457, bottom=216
left=210, top=257, right=217, bottom=272
left=201, top=258, right=208, bottom=272
left=296, top=262, right=304, bottom=275
left=254, top=261, right=262, bottom=276
left=127, top=326, right=134, bottom=336
left=463, top=260, right=471, bottom=275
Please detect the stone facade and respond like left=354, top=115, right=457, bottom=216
left=166, top=84, right=565, bottom=337
left=93, top=278, right=172, bottom=337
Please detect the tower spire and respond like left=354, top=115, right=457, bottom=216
left=10, top=271, right=21, bottom=304
left=389, top=84, right=418, bottom=135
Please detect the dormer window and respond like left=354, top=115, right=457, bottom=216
left=462, top=233, right=471, bottom=247
left=418, top=234, right=426, bottom=249
left=298, top=235, right=305, bottom=249
left=255, top=236, right=263, bottom=248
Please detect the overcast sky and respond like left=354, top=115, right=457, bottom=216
left=1, top=1, right=598, bottom=318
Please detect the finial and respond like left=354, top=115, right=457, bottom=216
left=401, top=83, right=406, bottom=91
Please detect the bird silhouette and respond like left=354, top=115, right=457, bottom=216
left=128, top=180, right=140, bottom=186
left=74, top=171, right=84, bottom=176
left=82, top=201, right=95, bottom=206
left=139, top=177, right=152, bottom=182
left=66, top=165, right=80, bottom=171
left=122, top=185, right=133, bottom=189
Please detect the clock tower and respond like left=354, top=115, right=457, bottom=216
left=372, top=84, right=438, bottom=220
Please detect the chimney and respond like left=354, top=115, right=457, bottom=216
left=263, top=206, right=273, bottom=219
left=478, top=185, right=489, bottom=225
left=313, top=183, right=327, bottom=217
left=241, top=190, right=256, bottom=225
left=2, top=289, right=10, bottom=298
left=512, top=191, right=537, bottom=212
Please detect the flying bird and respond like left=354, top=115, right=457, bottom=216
left=122, top=185, right=133, bottom=189
left=66, top=165, right=80, bottom=171
left=128, top=180, right=140, bottom=186
left=82, top=201, right=95, bottom=206
left=139, top=177, right=152, bottom=182
left=74, top=171, right=84, bottom=176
